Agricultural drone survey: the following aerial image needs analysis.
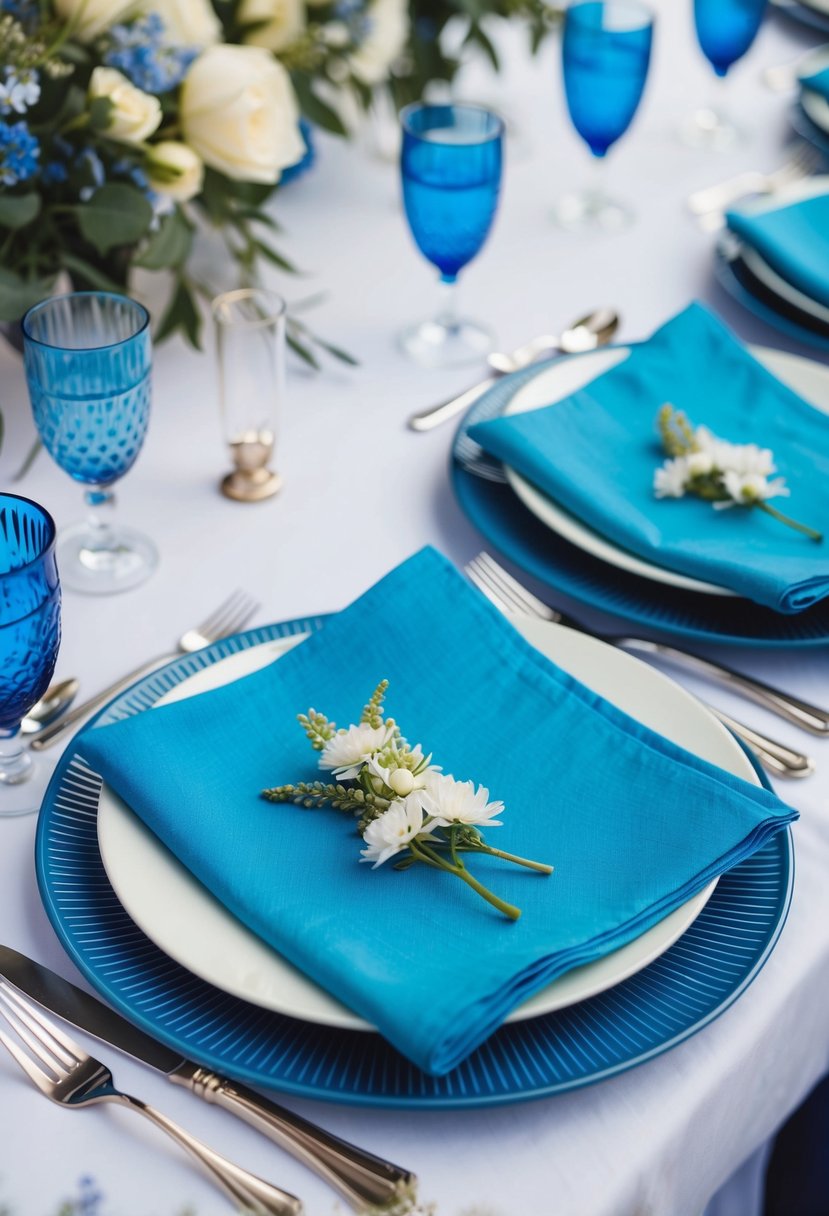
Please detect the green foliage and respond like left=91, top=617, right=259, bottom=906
left=72, top=184, right=154, bottom=257
left=133, top=208, right=194, bottom=272
left=0, top=268, right=56, bottom=322
left=0, top=193, right=41, bottom=230
left=361, top=679, right=389, bottom=728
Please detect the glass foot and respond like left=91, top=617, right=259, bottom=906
left=553, top=189, right=634, bottom=233
left=58, top=522, right=158, bottom=596
left=399, top=317, right=493, bottom=368
left=678, top=107, right=742, bottom=150
left=0, top=751, right=56, bottom=818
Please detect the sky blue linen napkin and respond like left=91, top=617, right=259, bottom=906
left=726, top=185, right=829, bottom=310
left=78, top=547, right=797, bottom=1075
left=469, top=303, right=829, bottom=613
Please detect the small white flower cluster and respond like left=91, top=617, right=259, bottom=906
left=319, top=727, right=504, bottom=868
left=264, top=681, right=552, bottom=919
left=654, top=424, right=789, bottom=508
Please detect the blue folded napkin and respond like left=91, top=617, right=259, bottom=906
left=726, top=183, right=829, bottom=310
left=799, top=64, right=829, bottom=104
left=469, top=303, right=829, bottom=613
left=79, top=548, right=796, bottom=1075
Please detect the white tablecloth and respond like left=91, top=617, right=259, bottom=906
left=2, top=5, right=829, bottom=1213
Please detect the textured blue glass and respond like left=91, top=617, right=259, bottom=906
left=562, top=1, right=654, bottom=158
left=694, top=0, right=766, bottom=77
left=0, top=494, right=60, bottom=733
left=23, top=292, right=151, bottom=487
left=401, top=104, right=503, bottom=282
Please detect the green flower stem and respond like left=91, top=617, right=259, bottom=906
left=410, top=840, right=521, bottom=921
left=468, top=842, right=554, bottom=874
left=757, top=501, right=823, bottom=543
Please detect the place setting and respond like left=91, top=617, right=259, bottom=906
left=5, top=0, right=829, bottom=1213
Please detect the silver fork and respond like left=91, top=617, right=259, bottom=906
left=465, top=552, right=817, bottom=778
left=31, top=589, right=260, bottom=751
left=0, top=981, right=302, bottom=1215
left=687, top=142, right=821, bottom=221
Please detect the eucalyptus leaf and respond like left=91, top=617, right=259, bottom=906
left=156, top=277, right=202, bottom=348
left=0, top=269, right=56, bottom=323
left=73, top=183, right=154, bottom=256
left=291, top=76, right=347, bottom=136
left=60, top=253, right=129, bottom=294
left=133, top=208, right=193, bottom=271
left=0, top=193, right=40, bottom=230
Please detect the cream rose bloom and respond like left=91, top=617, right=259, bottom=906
left=53, top=0, right=136, bottom=42
left=348, top=0, right=409, bottom=85
left=146, top=141, right=204, bottom=201
left=153, top=0, right=222, bottom=47
left=89, top=67, right=162, bottom=144
left=180, top=45, right=304, bottom=184
left=239, top=0, right=305, bottom=52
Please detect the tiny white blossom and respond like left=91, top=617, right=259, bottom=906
left=0, top=70, right=40, bottom=114
left=319, top=722, right=393, bottom=780
left=716, top=471, right=790, bottom=509
left=422, top=771, right=504, bottom=827
left=654, top=457, right=690, bottom=499
left=686, top=450, right=713, bottom=477
left=360, top=794, right=437, bottom=868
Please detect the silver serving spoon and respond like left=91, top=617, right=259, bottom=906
left=487, top=308, right=620, bottom=375
left=20, top=678, right=80, bottom=735
left=407, top=308, right=621, bottom=432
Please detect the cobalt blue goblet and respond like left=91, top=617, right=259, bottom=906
left=557, top=0, right=654, bottom=232
left=683, top=0, right=767, bottom=148
left=400, top=102, right=504, bottom=367
left=0, top=493, right=61, bottom=817
left=23, top=292, right=157, bottom=595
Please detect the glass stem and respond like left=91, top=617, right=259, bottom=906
left=436, top=275, right=460, bottom=334
left=0, top=728, right=32, bottom=786
left=83, top=485, right=117, bottom=554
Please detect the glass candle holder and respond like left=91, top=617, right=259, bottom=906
left=212, top=289, right=286, bottom=503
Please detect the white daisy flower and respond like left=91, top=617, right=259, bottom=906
left=319, top=722, right=393, bottom=780
left=654, top=456, right=690, bottom=499
left=422, top=771, right=504, bottom=827
left=360, top=794, right=436, bottom=868
left=716, top=471, right=790, bottom=509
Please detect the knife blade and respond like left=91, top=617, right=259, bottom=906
left=0, top=946, right=416, bottom=1212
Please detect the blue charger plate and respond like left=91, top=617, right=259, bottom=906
left=452, top=360, right=829, bottom=646
left=36, top=619, right=793, bottom=1108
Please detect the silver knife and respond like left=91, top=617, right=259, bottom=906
left=0, top=945, right=416, bottom=1213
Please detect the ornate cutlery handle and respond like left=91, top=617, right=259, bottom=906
left=170, top=1063, right=417, bottom=1211
left=408, top=377, right=496, bottom=432
left=118, top=1092, right=303, bottom=1215
left=617, top=639, right=829, bottom=735
left=30, top=654, right=174, bottom=750
left=706, top=707, right=815, bottom=779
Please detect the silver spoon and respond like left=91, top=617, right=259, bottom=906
left=487, top=308, right=620, bottom=375
left=407, top=308, right=621, bottom=432
left=20, top=678, right=80, bottom=735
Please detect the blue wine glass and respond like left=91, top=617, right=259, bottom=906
left=683, top=0, right=767, bottom=148
left=400, top=102, right=504, bottom=367
left=0, top=493, right=61, bottom=818
left=23, top=292, right=157, bottom=595
left=557, top=0, right=654, bottom=232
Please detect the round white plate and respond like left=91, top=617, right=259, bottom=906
left=96, top=621, right=742, bottom=1032
left=502, top=342, right=829, bottom=596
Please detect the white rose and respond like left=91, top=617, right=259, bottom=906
left=53, top=0, right=136, bottom=41
left=180, top=45, right=304, bottom=184
left=348, top=0, right=409, bottom=85
left=153, top=0, right=222, bottom=48
left=239, top=0, right=305, bottom=52
left=146, top=141, right=204, bottom=201
left=89, top=67, right=162, bottom=144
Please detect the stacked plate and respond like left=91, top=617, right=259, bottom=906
left=716, top=178, right=829, bottom=350
left=452, top=343, right=829, bottom=647
left=772, top=0, right=829, bottom=34
left=37, top=615, right=793, bottom=1109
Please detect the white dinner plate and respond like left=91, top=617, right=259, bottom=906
left=97, top=621, right=731, bottom=1031
left=501, top=342, right=829, bottom=596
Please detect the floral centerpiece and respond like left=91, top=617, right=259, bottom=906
left=0, top=0, right=414, bottom=357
